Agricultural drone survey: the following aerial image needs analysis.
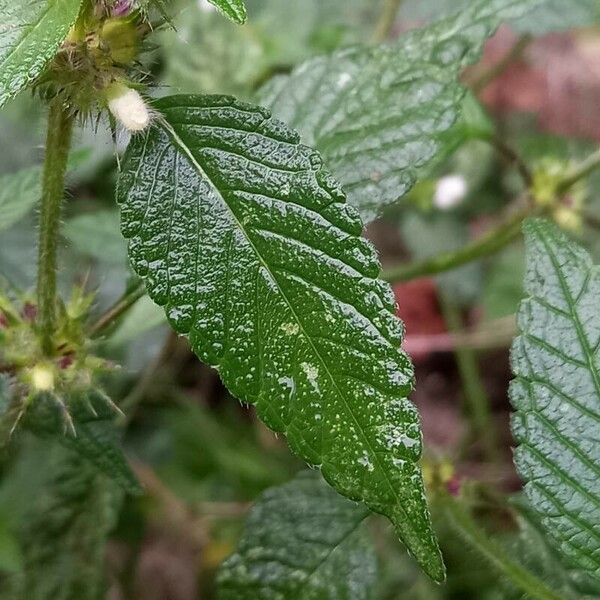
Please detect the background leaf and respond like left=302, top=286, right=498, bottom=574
left=6, top=443, right=122, bottom=600
left=259, top=0, right=543, bottom=222
left=510, top=218, right=600, bottom=580
left=23, top=389, right=141, bottom=495
left=218, top=470, right=377, bottom=599
left=117, top=94, right=443, bottom=580
left=0, top=167, right=39, bottom=231
left=0, top=0, right=83, bottom=107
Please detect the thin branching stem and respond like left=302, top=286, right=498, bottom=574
left=557, top=147, right=600, bottom=194
left=372, top=0, right=403, bottom=44
left=89, top=281, right=146, bottom=338
left=383, top=208, right=531, bottom=283
left=37, top=100, right=75, bottom=356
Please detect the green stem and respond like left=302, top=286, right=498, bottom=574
left=383, top=209, right=530, bottom=283
left=440, top=297, right=497, bottom=462
left=372, top=0, right=403, bottom=43
left=89, top=281, right=146, bottom=339
left=557, top=147, right=600, bottom=194
left=37, top=101, right=75, bottom=356
left=442, top=496, right=567, bottom=600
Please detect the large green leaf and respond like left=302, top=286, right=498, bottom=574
left=217, top=470, right=377, bottom=599
left=207, top=0, right=247, bottom=24
left=0, top=0, right=83, bottom=108
left=259, top=0, right=543, bottom=223
left=117, top=95, right=444, bottom=580
left=510, top=218, right=600, bottom=580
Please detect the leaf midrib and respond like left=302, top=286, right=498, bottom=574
left=157, top=116, right=417, bottom=535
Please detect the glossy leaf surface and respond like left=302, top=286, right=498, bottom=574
left=117, top=94, right=443, bottom=580
left=510, top=219, right=600, bottom=580
left=0, top=0, right=83, bottom=108
left=259, top=0, right=542, bottom=222
left=218, top=470, right=376, bottom=599
left=207, top=0, right=247, bottom=24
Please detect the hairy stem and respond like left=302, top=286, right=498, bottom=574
left=37, top=101, right=74, bottom=355
left=442, top=496, right=567, bottom=600
left=372, top=0, right=403, bottom=43
left=383, top=208, right=530, bottom=283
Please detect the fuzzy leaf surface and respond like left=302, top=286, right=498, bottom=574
left=0, top=0, right=83, bottom=107
left=259, top=0, right=542, bottom=222
left=207, top=0, right=247, bottom=24
left=510, top=218, right=600, bottom=580
left=24, top=389, right=141, bottom=495
left=10, top=444, right=122, bottom=600
left=218, top=470, right=376, bottom=599
left=117, top=94, right=443, bottom=580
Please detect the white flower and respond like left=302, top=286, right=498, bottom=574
left=108, top=87, right=151, bottom=133
left=434, top=174, right=468, bottom=210
left=31, top=365, right=54, bottom=391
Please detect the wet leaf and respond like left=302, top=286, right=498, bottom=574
left=218, top=470, right=377, bottom=599
left=207, top=0, right=247, bottom=24
left=0, top=0, right=83, bottom=108
left=117, top=94, right=444, bottom=580
left=510, top=218, right=600, bottom=580
left=259, top=0, right=543, bottom=222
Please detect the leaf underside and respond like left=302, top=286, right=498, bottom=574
left=0, top=0, right=83, bottom=108
left=207, top=0, right=247, bottom=24
left=218, top=470, right=377, bottom=600
left=259, top=0, right=544, bottom=223
left=117, top=94, right=443, bottom=580
left=510, top=219, right=600, bottom=580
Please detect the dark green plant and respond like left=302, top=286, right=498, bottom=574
left=0, top=0, right=599, bottom=598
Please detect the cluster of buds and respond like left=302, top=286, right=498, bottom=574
left=531, top=158, right=586, bottom=232
left=0, top=288, right=119, bottom=437
left=36, top=0, right=153, bottom=133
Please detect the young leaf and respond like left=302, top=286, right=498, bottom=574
left=11, top=444, right=122, bottom=600
left=259, top=0, right=543, bottom=223
left=207, top=0, right=247, bottom=25
left=510, top=218, right=600, bottom=580
left=218, top=470, right=377, bottom=599
left=117, top=95, right=444, bottom=580
left=0, top=0, right=83, bottom=108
